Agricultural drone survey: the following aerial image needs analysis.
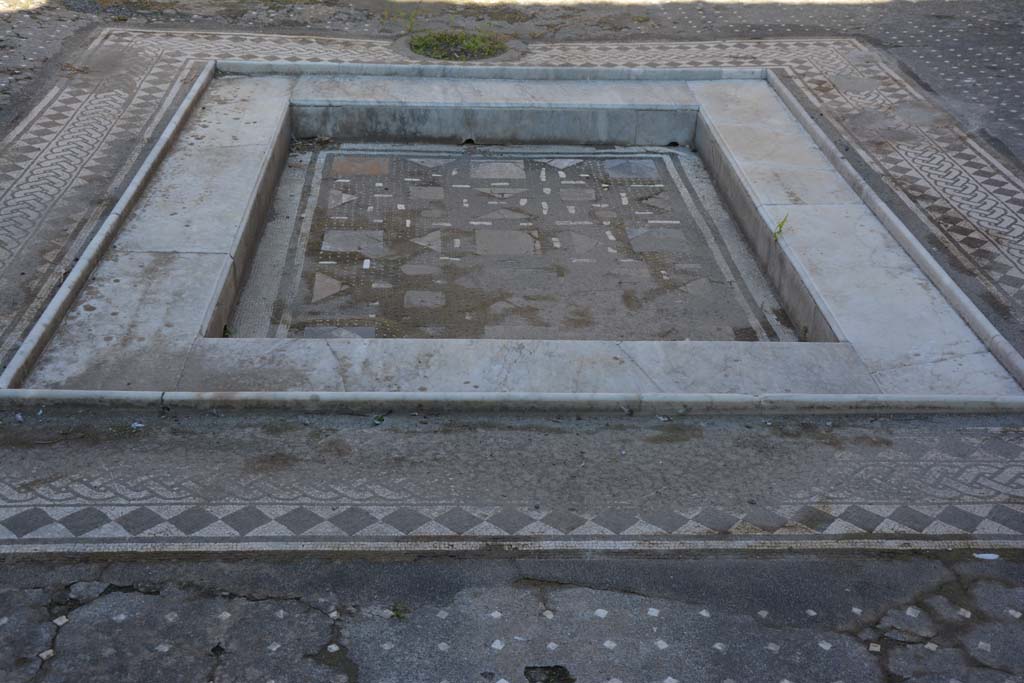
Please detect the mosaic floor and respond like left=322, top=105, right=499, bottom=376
left=1, top=411, right=1024, bottom=553
left=231, top=147, right=790, bottom=342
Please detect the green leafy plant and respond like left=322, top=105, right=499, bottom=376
left=773, top=214, right=788, bottom=242
left=409, top=30, right=507, bottom=61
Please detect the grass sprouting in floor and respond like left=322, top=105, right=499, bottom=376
left=409, top=30, right=507, bottom=61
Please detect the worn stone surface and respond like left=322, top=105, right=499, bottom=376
left=960, top=621, right=1024, bottom=674
left=879, top=605, right=938, bottom=642
left=0, top=553, right=1020, bottom=682
left=173, top=338, right=878, bottom=393
left=0, top=587, right=54, bottom=683
left=695, top=77, right=1020, bottom=394
left=970, top=581, right=1024, bottom=622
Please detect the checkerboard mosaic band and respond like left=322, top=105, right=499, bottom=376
left=3, top=503, right=1023, bottom=545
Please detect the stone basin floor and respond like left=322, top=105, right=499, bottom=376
left=230, top=145, right=795, bottom=342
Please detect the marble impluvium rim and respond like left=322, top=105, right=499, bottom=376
left=2, top=54, right=1023, bottom=412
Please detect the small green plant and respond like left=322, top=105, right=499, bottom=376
left=409, top=30, right=507, bottom=61
left=773, top=214, right=788, bottom=242
left=404, top=10, right=418, bottom=34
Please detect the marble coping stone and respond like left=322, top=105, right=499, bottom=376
left=24, top=75, right=292, bottom=390
left=174, top=339, right=877, bottom=395
left=16, top=70, right=1024, bottom=399
left=690, top=79, right=1022, bottom=396
left=290, top=75, right=699, bottom=109
left=290, top=75, right=698, bottom=145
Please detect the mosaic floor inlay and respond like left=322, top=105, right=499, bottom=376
left=234, top=147, right=790, bottom=342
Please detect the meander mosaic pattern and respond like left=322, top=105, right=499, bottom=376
left=2, top=32, right=1024, bottom=366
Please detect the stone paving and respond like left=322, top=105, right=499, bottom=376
left=1, top=554, right=1022, bottom=682
left=233, top=146, right=790, bottom=342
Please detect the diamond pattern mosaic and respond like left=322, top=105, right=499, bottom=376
left=3, top=502, right=1023, bottom=545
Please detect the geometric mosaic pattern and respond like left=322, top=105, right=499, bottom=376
left=2, top=503, right=1023, bottom=550
left=2, top=31, right=1024, bottom=371
left=270, top=150, right=782, bottom=342
left=1, top=415, right=1024, bottom=552
left=3, top=502, right=1024, bottom=541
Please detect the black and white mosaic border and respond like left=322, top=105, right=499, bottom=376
left=2, top=502, right=1023, bottom=553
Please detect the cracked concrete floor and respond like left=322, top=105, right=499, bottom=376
left=2, top=554, right=1023, bottom=682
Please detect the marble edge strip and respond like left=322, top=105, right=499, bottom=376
left=216, top=59, right=767, bottom=82
left=765, top=69, right=1024, bottom=391
left=0, top=61, right=218, bottom=389
left=2, top=389, right=1024, bottom=415
left=0, top=537, right=1019, bottom=557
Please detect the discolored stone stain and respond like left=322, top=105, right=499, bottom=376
left=846, top=434, right=894, bottom=447
left=643, top=424, right=705, bottom=443
left=316, top=434, right=354, bottom=457
left=563, top=305, right=594, bottom=329
left=621, top=289, right=642, bottom=311
left=245, top=451, right=299, bottom=473
left=329, top=155, right=388, bottom=176
left=308, top=640, right=360, bottom=682
left=732, top=325, right=758, bottom=341
left=0, top=424, right=142, bottom=450
left=259, top=420, right=304, bottom=435
left=525, top=665, right=576, bottom=683
left=769, top=421, right=842, bottom=448
left=14, top=472, right=64, bottom=492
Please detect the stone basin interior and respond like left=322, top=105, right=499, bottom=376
left=228, top=144, right=797, bottom=344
